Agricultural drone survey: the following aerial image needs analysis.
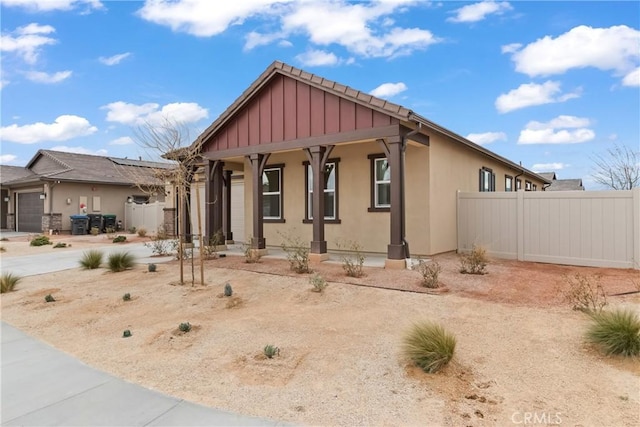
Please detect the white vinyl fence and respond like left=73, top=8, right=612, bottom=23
left=124, top=201, right=165, bottom=233
left=457, top=188, right=640, bottom=269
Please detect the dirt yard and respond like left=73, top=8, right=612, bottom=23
left=1, top=236, right=639, bottom=426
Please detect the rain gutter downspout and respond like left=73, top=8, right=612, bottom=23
left=401, top=121, right=422, bottom=260
left=514, top=162, right=524, bottom=191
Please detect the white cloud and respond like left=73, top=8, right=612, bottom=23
left=138, top=0, right=441, bottom=59
left=1, top=0, right=104, bottom=12
left=518, top=115, right=595, bottom=145
left=0, top=115, right=98, bottom=144
left=370, top=82, right=407, bottom=98
left=99, top=52, right=131, bottom=66
left=0, top=80, right=8, bottom=90
left=102, top=101, right=208, bottom=125
left=531, top=162, right=569, bottom=172
left=495, top=81, right=580, bottom=113
left=466, top=131, right=507, bottom=145
left=109, top=136, right=134, bottom=146
left=25, top=70, right=72, bottom=83
left=447, top=1, right=512, bottom=23
left=0, top=154, right=18, bottom=164
left=295, top=49, right=339, bottom=67
left=50, top=145, right=108, bottom=156
left=622, top=67, right=640, bottom=87
left=507, top=25, right=640, bottom=82
left=501, top=42, right=521, bottom=54
left=0, top=23, right=57, bottom=64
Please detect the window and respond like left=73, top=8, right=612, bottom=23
left=304, top=160, right=340, bottom=222
left=532, top=184, right=537, bottom=191
left=516, top=179, right=522, bottom=191
left=262, top=167, right=282, bottom=220
left=525, top=180, right=532, bottom=191
left=505, top=175, right=513, bottom=192
left=368, top=154, right=391, bottom=211
left=479, top=167, right=495, bottom=192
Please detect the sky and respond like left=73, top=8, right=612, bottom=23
left=1, top=0, right=638, bottom=190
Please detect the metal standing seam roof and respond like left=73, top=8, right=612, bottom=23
left=193, top=60, right=550, bottom=184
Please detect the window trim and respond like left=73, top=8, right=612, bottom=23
left=302, top=158, right=341, bottom=224
left=525, top=180, right=532, bottom=191
left=479, top=167, right=496, bottom=192
left=368, top=153, right=390, bottom=212
left=516, top=178, right=522, bottom=191
left=532, top=183, right=537, bottom=191
left=505, top=175, right=513, bottom=192
left=262, top=164, right=285, bottom=223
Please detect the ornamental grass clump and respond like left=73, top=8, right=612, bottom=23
left=179, top=322, right=192, bottom=333
left=108, top=251, right=135, bottom=272
left=79, top=250, right=103, bottom=269
left=402, top=321, right=456, bottom=373
left=1, top=272, right=21, bottom=293
left=263, top=344, right=280, bottom=359
left=586, top=308, right=640, bottom=357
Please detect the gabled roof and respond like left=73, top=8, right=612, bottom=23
left=0, top=165, right=37, bottom=185
left=546, top=178, right=585, bottom=191
left=3, top=150, right=174, bottom=186
left=194, top=60, right=549, bottom=184
left=538, top=172, right=557, bottom=181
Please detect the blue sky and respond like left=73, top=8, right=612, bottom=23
left=1, top=0, right=638, bottom=189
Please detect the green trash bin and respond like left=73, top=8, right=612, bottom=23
left=102, top=214, right=117, bottom=232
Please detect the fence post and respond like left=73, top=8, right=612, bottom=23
left=633, top=187, right=640, bottom=269
left=516, top=190, right=525, bottom=261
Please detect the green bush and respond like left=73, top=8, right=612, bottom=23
left=30, top=235, right=51, bottom=246
left=79, top=250, right=103, bottom=269
left=309, top=273, right=328, bottom=293
left=148, top=263, right=157, bottom=272
left=44, top=294, right=56, bottom=303
left=53, top=242, right=67, bottom=248
left=402, top=321, right=456, bottom=373
left=264, top=344, right=280, bottom=359
left=416, top=260, right=442, bottom=288
left=1, top=272, right=21, bottom=293
left=123, top=329, right=132, bottom=338
left=586, top=309, right=640, bottom=357
left=459, top=245, right=488, bottom=275
left=179, top=322, right=191, bottom=333
left=122, top=293, right=131, bottom=301
left=107, top=251, right=135, bottom=272
left=279, top=230, right=310, bottom=274
left=112, top=235, right=127, bottom=243
left=224, top=283, right=233, bottom=297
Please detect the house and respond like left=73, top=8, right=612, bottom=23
left=0, top=150, right=172, bottom=233
left=539, top=172, right=585, bottom=191
left=186, top=61, right=549, bottom=268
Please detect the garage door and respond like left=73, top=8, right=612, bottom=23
left=17, top=193, right=44, bottom=232
left=230, top=179, right=245, bottom=243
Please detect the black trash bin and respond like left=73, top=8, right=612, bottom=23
left=87, top=214, right=102, bottom=233
left=103, top=214, right=117, bottom=232
left=70, top=215, right=89, bottom=235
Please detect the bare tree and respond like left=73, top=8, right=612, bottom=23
left=591, top=144, right=640, bottom=190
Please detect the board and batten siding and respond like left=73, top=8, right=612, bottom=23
left=457, top=188, right=640, bottom=269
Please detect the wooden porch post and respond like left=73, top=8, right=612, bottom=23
left=304, top=146, right=333, bottom=259
left=248, top=153, right=270, bottom=249
left=222, top=169, right=233, bottom=243
left=204, top=160, right=223, bottom=242
left=385, top=136, right=407, bottom=265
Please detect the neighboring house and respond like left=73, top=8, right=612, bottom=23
left=186, top=61, right=549, bottom=268
left=0, top=150, right=172, bottom=233
left=539, top=172, right=585, bottom=191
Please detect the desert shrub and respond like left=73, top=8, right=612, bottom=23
left=148, top=263, right=157, bottom=272
left=112, top=235, right=127, bottom=243
left=170, top=240, right=192, bottom=260
left=128, top=226, right=137, bottom=234
left=1, top=272, right=21, bottom=293
left=122, top=293, right=131, bottom=301
left=0, top=246, right=5, bottom=252
left=90, top=227, right=100, bottom=236
left=560, top=273, right=607, bottom=314
left=416, top=260, right=442, bottom=288
left=586, top=308, right=640, bottom=357
left=144, top=236, right=173, bottom=256
left=309, top=273, right=328, bottom=293
left=79, top=250, right=103, bottom=269
left=402, top=321, right=456, bottom=373
left=279, top=230, right=310, bottom=274
left=107, top=251, right=135, bottom=272
left=336, top=239, right=365, bottom=278
left=137, top=227, right=147, bottom=237
left=0, top=237, right=8, bottom=241
left=30, top=235, right=51, bottom=247
left=123, top=330, right=132, bottom=338
left=179, top=322, right=191, bottom=333
left=263, top=344, right=280, bottom=359
left=53, top=242, right=67, bottom=248
left=242, top=239, right=262, bottom=263
left=44, top=294, right=56, bottom=303
left=224, top=283, right=233, bottom=297
left=202, top=230, right=224, bottom=260
left=459, top=245, right=488, bottom=275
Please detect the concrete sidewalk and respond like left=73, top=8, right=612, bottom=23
left=1, top=322, right=283, bottom=426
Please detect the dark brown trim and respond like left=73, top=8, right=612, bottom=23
left=222, top=169, right=233, bottom=241
left=248, top=153, right=271, bottom=249
left=504, top=174, right=514, bottom=192
left=262, top=163, right=285, bottom=221
left=368, top=153, right=390, bottom=212
left=202, top=124, right=402, bottom=160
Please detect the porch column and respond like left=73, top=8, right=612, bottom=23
left=385, top=136, right=408, bottom=266
left=248, top=153, right=270, bottom=249
left=180, top=183, right=191, bottom=243
left=222, top=169, right=234, bottom=243
left=204, top=160, right=223, bottom=241
left=304, top=145, right=333, bottom=261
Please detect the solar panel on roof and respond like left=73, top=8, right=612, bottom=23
left=108, top=157, right=173, bottom=169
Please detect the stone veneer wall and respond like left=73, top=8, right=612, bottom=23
left=6, top=213, right=15, bottom=231
left=163, top=208, right=176, bottom=237
left=42, top=213, right=63, bottom=233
